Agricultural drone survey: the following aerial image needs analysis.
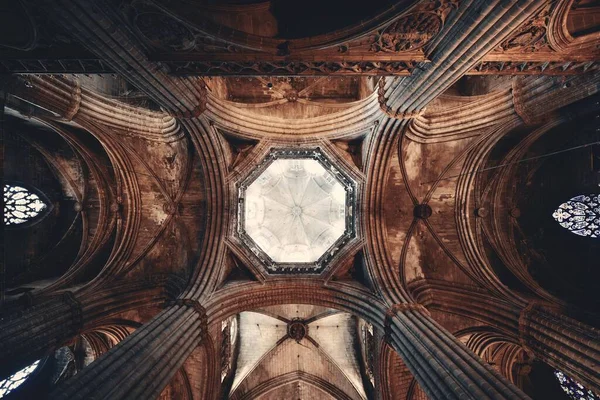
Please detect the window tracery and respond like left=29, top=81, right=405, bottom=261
left=0, top=360, right=40, bottom=398
left=4, top=184, right=48, bottom=226
left=552, top=194, right=600, bottom=238
left=554, top=370, right=599, bottom=400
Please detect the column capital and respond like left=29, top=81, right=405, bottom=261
left=167, top=298, right=208, bottom=340
left=378, top=78, right=427, bottom=119
left=168, top=298, right=205, bottom=315
left=517, top=301, right=600, bottom=394
left=518, top=301, right=563, bottom=345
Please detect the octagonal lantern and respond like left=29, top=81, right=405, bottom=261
left=237, top=148, right=357, bottom=274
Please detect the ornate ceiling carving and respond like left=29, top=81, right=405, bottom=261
left=4, top=0, right=600, bottom=75
left=236, top=148, right=357, bottom=274
left=2, top=0, right=600, bottom=399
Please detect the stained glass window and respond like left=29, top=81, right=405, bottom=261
left=4, top=184, right=48, bottom=226
left=552, top=194, right=600, bottom=238
left=554, top=370, right=599, bottom=400
left=0, top=360, right=40, bottom=398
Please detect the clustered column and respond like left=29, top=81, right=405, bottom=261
left=0, top=281, right=167, bottom=379
left=519, top=304, right=600, bottom=394
left=49, top=299, right=207, bottom=400
left=386, top=304, right=530, bottom=400
left=0, top=293, right=83, bottom=378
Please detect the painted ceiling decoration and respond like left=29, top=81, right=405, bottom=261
left=552, top=194, right=600, bottom=238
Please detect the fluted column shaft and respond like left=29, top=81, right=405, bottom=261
left=411, top=279, right=600, bottom=393
left=0, top=282, right=167, bottom=378
left=49, top=300, right=207, bottom=400
left=520, top=305, right=600, bottom=394
left=0, top=293, right=81, bottom=378
left=386, top=305, right=530, bottom=400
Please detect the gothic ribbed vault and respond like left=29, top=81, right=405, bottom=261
left=1, top=1, right=600, bottom=399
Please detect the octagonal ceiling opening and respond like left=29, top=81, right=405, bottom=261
left=237, top=148, right=357, bottom=274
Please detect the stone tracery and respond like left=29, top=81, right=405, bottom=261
left=553, top=194, right=600, bottom=238
left=3, top=184, right=48, bottom=226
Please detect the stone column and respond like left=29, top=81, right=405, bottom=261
left=411, top=279, right=600, bottom=393
left=0, top=293, right=82, bottom=378
left=382, top=0, right=547, bottom=116
left=49, top=299, right=207, bottom=400
left=386, top=304, right=530, bottom=400
left=520, top=304, right=600, bottom=394
left=0, top=281, right=168, bottom=379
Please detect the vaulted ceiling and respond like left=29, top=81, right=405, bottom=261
left=229, top=305, right=367, bottom=400
left=1, top=0, right=600, bottom=399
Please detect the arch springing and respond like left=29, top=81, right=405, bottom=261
left=554, top=370, right=599, bottom=400
left=552, top=194, right=600, bottom=238
left=4, top=184, right=48, bottom=226
left=0, top=360, right=40, bottom=398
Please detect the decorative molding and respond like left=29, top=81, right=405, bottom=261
left=497, top=3, right=553, bottom=53
left=168, top=298, right=209, bottom=341
left=511, top=81, right=536, bottom=125
left=235, top=147, right=357, bottom=274
left=378, top=78, right=427, bottom=118
left=369, top=0, right=460, bottom=53
left=169, top=298, right=206, bottom=317
left=169, top=60, right=415, bottom=76
left=122, top=0, right=248, bottom=55
left=370, top=13, right=442, bottom=53
left=470, top=60, right=599, bottom=75
left=517, top=301, right=562, bottom=352
left=169, top=104, right=205, bottom=119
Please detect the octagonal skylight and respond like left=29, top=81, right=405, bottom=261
left=237, top=148, right=356, bottom=274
